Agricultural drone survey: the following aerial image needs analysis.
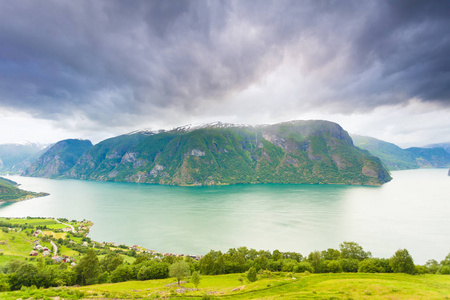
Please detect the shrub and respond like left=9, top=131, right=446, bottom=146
left=358, top=259, right=385, bottom=273
left=294, top=261, right=314, bottom=273
left=438, top=266, right=450, bottom=275
left=247, top=267, right=257, bottom=282
left=340, top=259, right=359, bottom=272
left=324, top=260, right=343, bottom=273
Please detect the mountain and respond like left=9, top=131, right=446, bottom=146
left=0, top=176, right=48, bottom=202
left=352, top=135, right=450, bottom=170
left=61, top=120, right=391, bottom=186
left=24, top=139, right=93, bottom=178
left=0, top=143, right=49, bottom=174
left=423, top=142, right=450, bottom=154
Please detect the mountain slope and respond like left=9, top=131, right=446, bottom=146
left=423, top=142, right=450, bottom=154
left=405, top=147, right=450, bottom=168
left=0, top=143, right=48, bottom=174
left=65, top=120, right=391, bottom=186
left=352, top=135, right=450, bottom=170
left=24, top=139, right=93, bottom=178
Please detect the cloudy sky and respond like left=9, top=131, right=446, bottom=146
left=0, top=0, right=449, bottom=147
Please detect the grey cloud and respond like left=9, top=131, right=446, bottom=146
left=0, top=0, right=448, bottom=128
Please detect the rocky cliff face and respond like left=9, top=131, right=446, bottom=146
left=64, top=120, right=391, bottom=186
left=24, top=139, right=93, bottom=178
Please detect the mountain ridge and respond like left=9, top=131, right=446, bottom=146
left=25, top=120, right=391, bottom=186
left=352, top=135, right=450, bottom=170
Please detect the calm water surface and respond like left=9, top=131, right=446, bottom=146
left=1, top=169, right=449, bottom=264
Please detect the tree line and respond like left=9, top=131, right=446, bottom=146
left=0, top=242, right=449, bottom=291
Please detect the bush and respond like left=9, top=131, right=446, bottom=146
left=340, top=259, right=359, bottom=273
left=415, top=265, right=427, bottom=275
left=136, top=261, right=169, bottom=280
left=247, top=267, right=257, bottom=282
left=438, top=266, right=450, bottom=275
left=294, top=261, right=314, bottom=273
left=324, top=260, right=343, bottom=273
left=358, top=259, right=385, bottom=273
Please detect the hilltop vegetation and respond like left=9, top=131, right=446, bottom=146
left=352, top=135, right=450, bottom=170
left=0, top=218, right=449, bottom=298
left=0, top=177, right=48, bottom=203
left=26, top=121, right=392, bottom=186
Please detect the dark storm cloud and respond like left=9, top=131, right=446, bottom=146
left=0, top=0, right=448, bottom=126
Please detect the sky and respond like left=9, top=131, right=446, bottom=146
left=0, top=0, right=449, bottom=148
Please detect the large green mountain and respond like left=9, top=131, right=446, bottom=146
left=0, top=143, right=48, bottom=175
left=352, top=135, right=450, bottom=170
left=63, top=120, right=391, bottom=186
left=24, top=139, right=93, bottom=178
left=0, top=177, right=48, bottom=202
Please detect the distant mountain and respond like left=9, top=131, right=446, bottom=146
left=56, top=120, right=390, bottom=186
left=0, top=176, right=48, bottom=202
left=24, top=139, right=93, bottom=178
left=352, top=135, right=450, bottom=170
left=423, top=142, right=450, bottom=154
left=0, top=143, right=49, bottom=174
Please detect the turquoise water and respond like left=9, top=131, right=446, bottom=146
left=1, top=169, right=449, bottom=264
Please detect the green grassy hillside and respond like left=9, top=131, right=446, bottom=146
left=0, top=177, right=48, bottom=202
left=1, top=272, right=449, bottom=299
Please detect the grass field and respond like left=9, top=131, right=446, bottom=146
left=0, top=217, right=58, bottom=226
left=0, top=230, right=34, bottom=257
left=0, top=217, right=81, bottom=231
left=1, top=272, right=448, bottom=299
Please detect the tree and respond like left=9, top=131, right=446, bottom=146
left=390, top=249, right=415, bottom=274
left=74, top=248, right=100, bottom=285
left=339, top=242, right=371, bottom=261
left=307, top=251, right=323, bottom=272
left=247, top=267, right=257, bottom=282
left=9, top=263, right=38, bottom=290
left=322, top=248, right=341, bottom=260
left=110, top=264, right=132, bottom=283
left=438, top=253, right=450, bottom=274
left=425, top=259, right=440, bottom=274
left=100, top=253, right=124, bottom=273
left=169, top=261, right=191, bottom=286
left=191, top=271, right=201, bottom=288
